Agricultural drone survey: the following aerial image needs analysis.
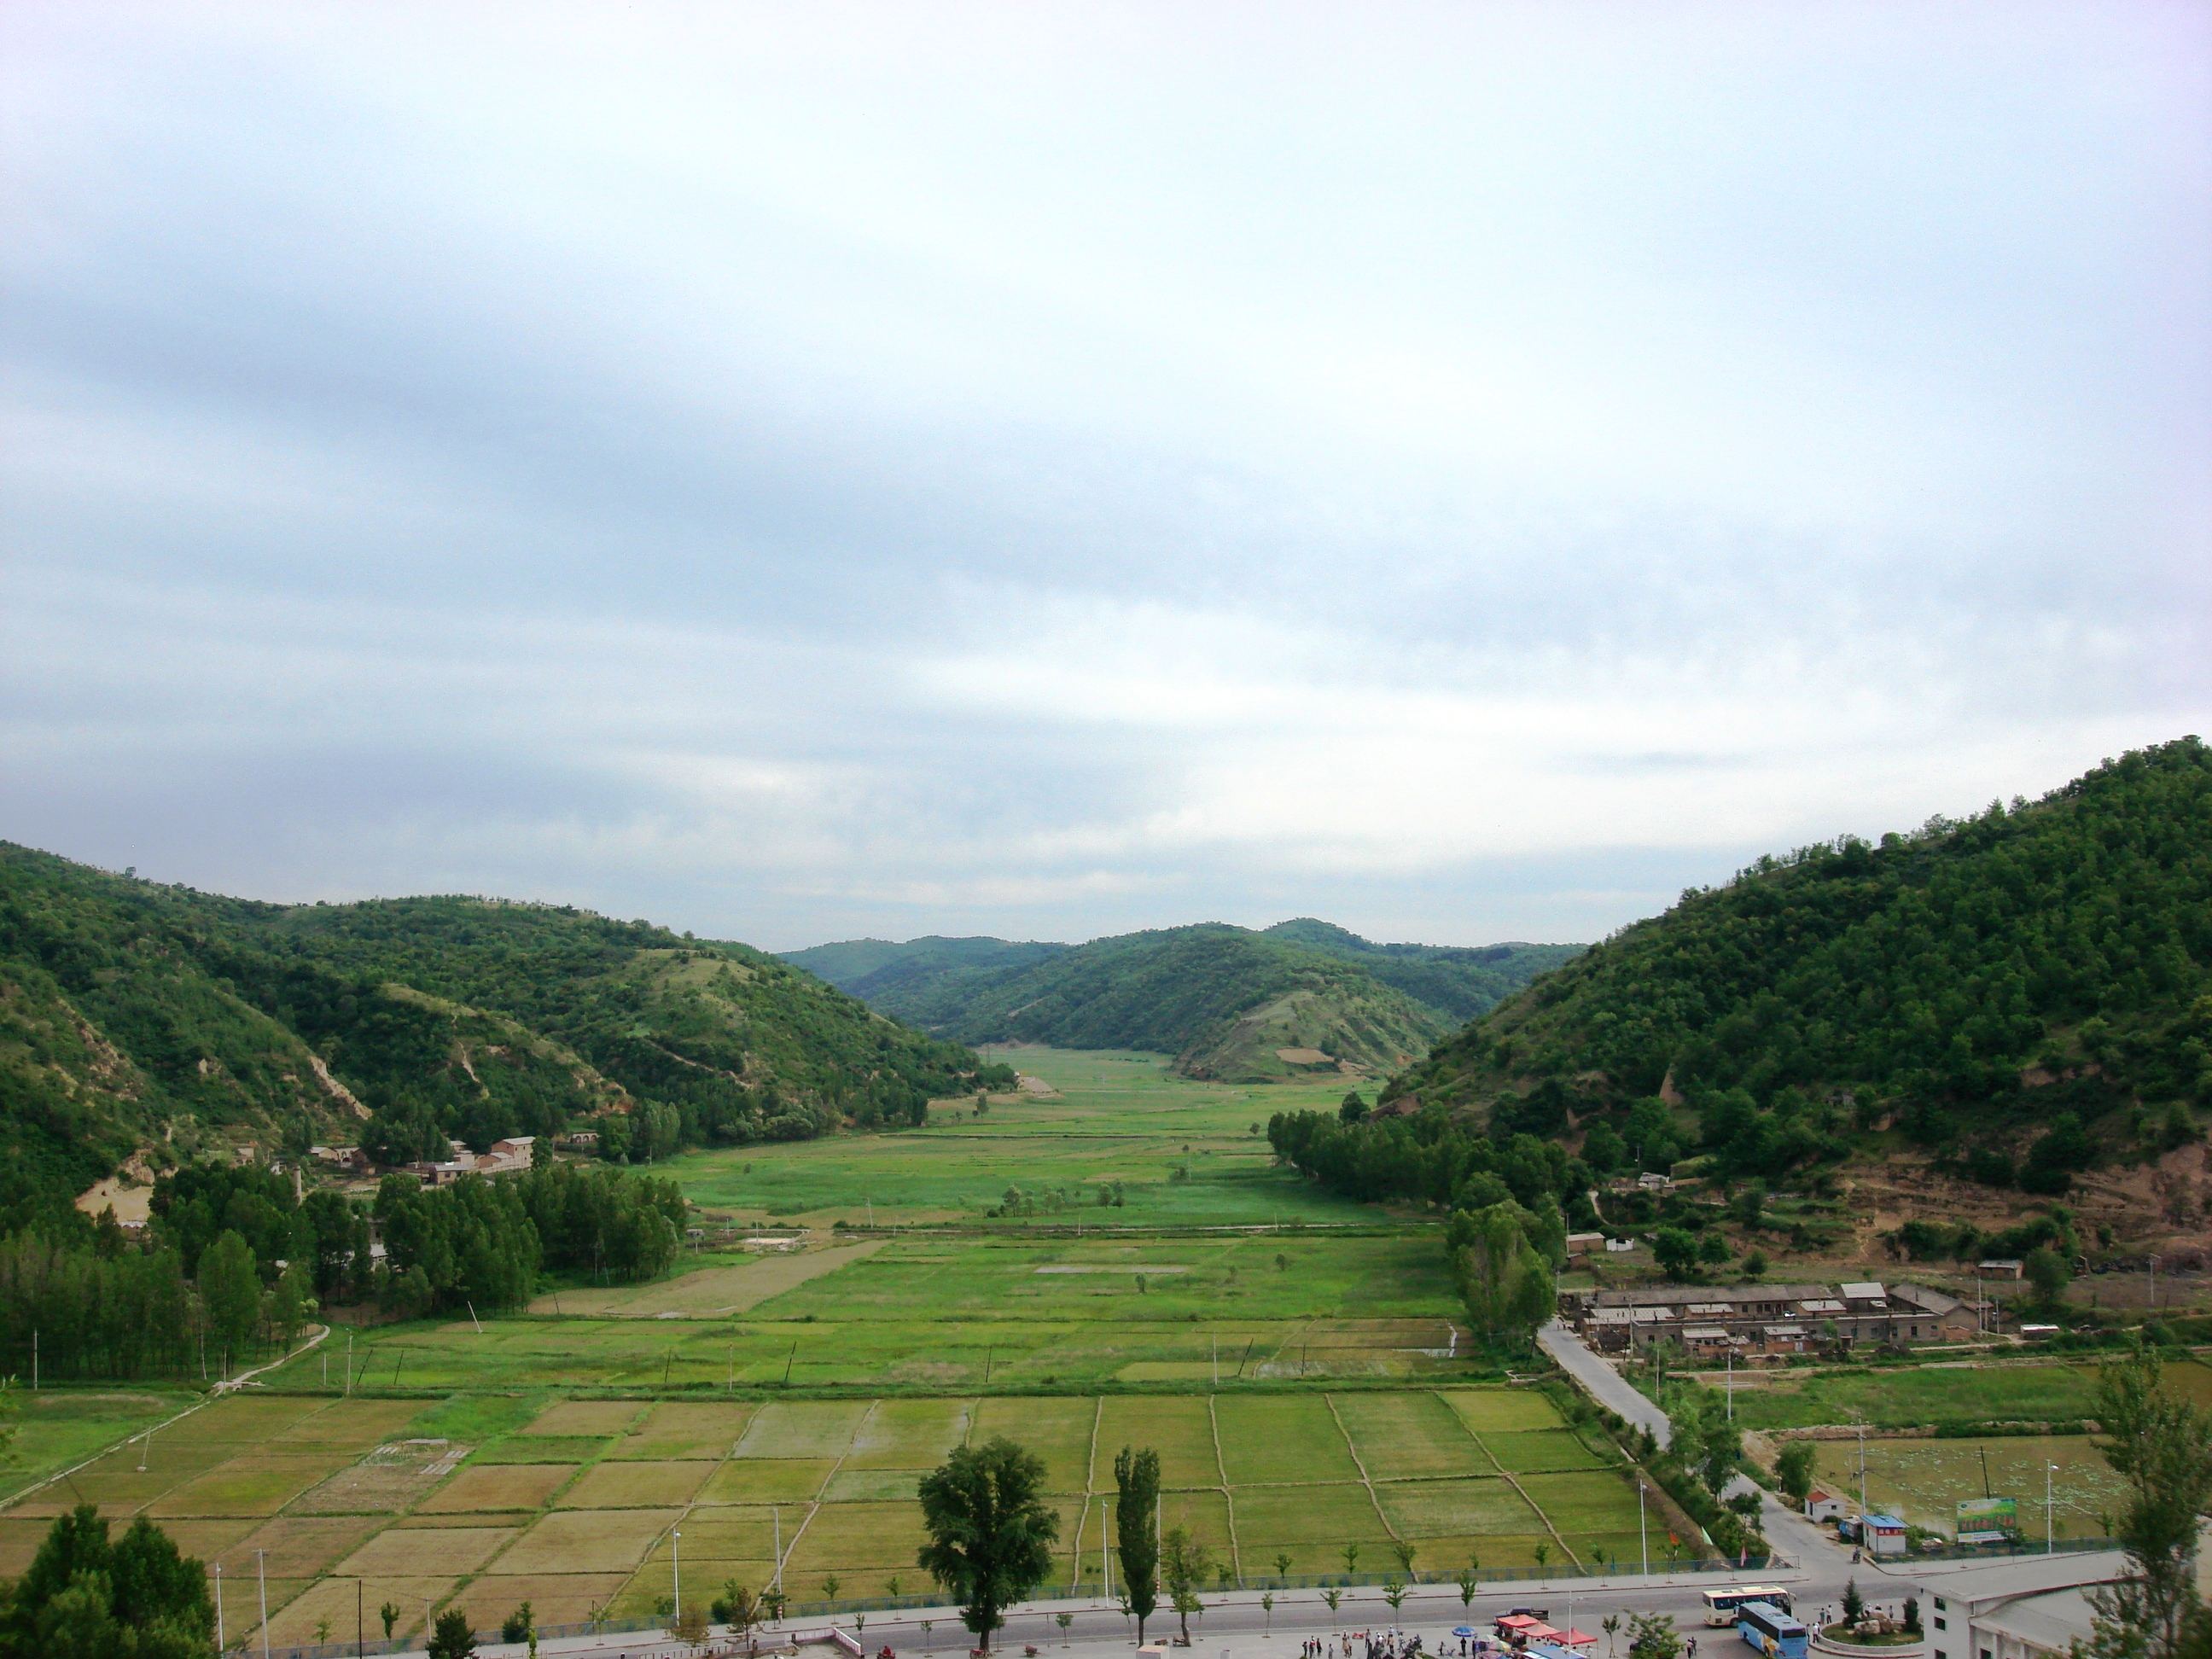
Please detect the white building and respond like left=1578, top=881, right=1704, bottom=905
left=1926, top=1557, right=2131, bottom=1659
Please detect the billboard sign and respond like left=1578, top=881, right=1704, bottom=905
left=1956, top=1495, right=2018, bottom=1544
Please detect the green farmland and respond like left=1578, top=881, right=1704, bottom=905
left=0, top=1386, right=1650, bottom=1647
left=3, top=1048, right=1679, bottom=1651
left=661, top=1047, right=1375, bottom=1228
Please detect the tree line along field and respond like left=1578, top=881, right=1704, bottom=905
left=0, top=1386, right=1666, bottom=1649
left=660, top=1048, right=1378, bottom=1228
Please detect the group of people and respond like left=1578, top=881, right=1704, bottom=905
left=1297, top=1630, right=1433, bottom=1659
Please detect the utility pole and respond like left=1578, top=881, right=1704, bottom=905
left=215, top=1564, right=223, bottom=1652
left=1857, top=1423, right=1868, bottom=1525
left=258, top=1548, right=270, bottom=1659
left=1103, top=1496, right=1113, bottom=1600
left=773, top=1507, right=783, bottom=1592
left=1726, top=1347, right=1733, bottom=1421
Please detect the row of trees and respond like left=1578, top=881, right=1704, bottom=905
left=0, top=1154, right=690, bottom=1379
left=1268, top=1104, right=1576, bottom=1350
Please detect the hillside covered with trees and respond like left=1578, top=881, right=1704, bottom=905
left=784, top=922, right=1578, bottom=1083
left=0, top=845, right=1010, bottom=1219
left=1380, top=737, right=2211, bottom=1192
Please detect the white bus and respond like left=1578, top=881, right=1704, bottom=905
left=1702, top=1587, right=1792, bottom=1627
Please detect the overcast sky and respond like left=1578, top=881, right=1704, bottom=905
left=3, top=3, right=2208, bottom=951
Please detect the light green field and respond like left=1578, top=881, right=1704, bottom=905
left=1730, top=1356, right=2212, bottom=1433
left=661, top=1047, right=1376, bottom=1228
left=0, top=1390, right=195, bottom=1503
left=1809, top=1434, right=2124, bottom=1540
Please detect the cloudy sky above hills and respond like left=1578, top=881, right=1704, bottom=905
left=3, top=2, right=2207, bottom=949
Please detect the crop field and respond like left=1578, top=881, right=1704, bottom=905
left=661, top=1048, right=1371, bottom=1228
left=1807, top=1434, right=2125, bottom=1541
left=2, top=1050, right=1686, bottom=1648
left=0, top=1383, right=1659, bottom=1643
left=1728, top=1355, right=2212, bottom=1432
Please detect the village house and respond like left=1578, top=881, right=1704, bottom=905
left=1804, top=1487, right=1848, bottom=1523
left=1568, top=1279, right=1985, bottom=1353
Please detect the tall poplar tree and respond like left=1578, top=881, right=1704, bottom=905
left=1114, top=1446, right=1161, bottom=1642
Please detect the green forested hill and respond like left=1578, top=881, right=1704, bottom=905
left=1385, top=737, right=2212, bottom=1190
left=0, top=845, right=1006, bottom=1216
left=1259, top=920, right=1581, bottom=1022
left=779, top=934, right=1068, bottom=1004
left=788, top=922, right=1580, bottom=1083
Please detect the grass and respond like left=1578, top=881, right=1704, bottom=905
left=1332, top=1393, right=1492, bottom=1481
left=1214, top=1396, right=1359, bottom=1485
left=1726, top=1362, right=2105, bottom=1431
left=0, top=1390, right=195, bottom=1500
left=1809, top=1434, right=2124, bottom=1540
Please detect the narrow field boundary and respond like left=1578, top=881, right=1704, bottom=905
left=1208, top=1395, right=1243, bottom=1580
left=772, top=1400, right=878, bottom=1594
left=1321, top=1391, right=1403, bottom=1553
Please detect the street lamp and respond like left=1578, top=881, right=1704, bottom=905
left=2046, top=1464, right=2058, bottom=1555
left=1637, top=1482, right=1648, bottom=1576
left=258, top=1548, right=270, bottom=1659
left=672, top=1528, right=683, bottom=1626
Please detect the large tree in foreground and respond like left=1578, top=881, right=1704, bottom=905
left=1114, top=1446, right=1161, bottom=1643
left=2081, top=1344, right=2212, bottom=1658
left=917, top=1438, right=1060, bottom=1652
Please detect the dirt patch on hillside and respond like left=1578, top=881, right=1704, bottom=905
left=1843, top=1144, right=2212, bottom=1260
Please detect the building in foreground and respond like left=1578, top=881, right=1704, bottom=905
left=1927, top=1557, right=2132, bottom=1659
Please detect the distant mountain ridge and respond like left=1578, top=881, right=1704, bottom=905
left=783, top=922, right=1580, bottom=1083
left=0, top=844, right=1003, bottom=1219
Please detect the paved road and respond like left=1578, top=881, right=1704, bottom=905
left=1539, top=1322, right=1669, bottom=1447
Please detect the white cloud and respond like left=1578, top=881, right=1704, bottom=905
left=1, top=1, right=2205, bottom=948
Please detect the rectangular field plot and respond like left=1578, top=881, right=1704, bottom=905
left=293, top=1437, right=469, bottom=1513
left=1228, top=1482, right=1388, bottom=1568
left=474, top=1435, right=611, bottom=1465
left=147, top=1452, right=353, bottom=1517
left=697, top=1458, right=835, bottom=1505
left=1068, top=1488, right=1235, bottom=1586
left=612, top=1401, right=756, bottom=1460
left=847, top=1398, right=972, bottom=1469
left=205, top=1515, right=383, bottom=1579
left=526, top=1399, right=646, bottom=1437
left=260, top=1573, right=451, bottom=1647
left=1331, top=1393, right=1492, bottom=1481
left=1480, top=1430, right=1615, bottom=1473
left=1438, top=1389, right=1567, bottom=1434
left=970, top=1397, right=1095, bottom=1494
left=189, top=1394, right=333, bottom=1443
left=451, top=1572, right=631, bottom=1630
left=786, top=1500, right=931, bottom=1583
left=558, top=1459, right=716, bottom=1510
left=498, top=1507, right=684, bottom=1575
left=823, top=1466, right=926, bottom=1503
left=270, top=1397, right=425, bottom=1450
left=1091, top=1396, right=1220, bottom=1489
left=736, top=1400, right=870, bottom=1460
left=655, top=1505, right=779, bottom=1563
left=335, top=1523, right=516, bottom=1577
left=1214, top=1396, right=1359, bottom=1486
left=9, top=1438, right=233, bottom=1516
left=1516, top=1471, right=1644, bottom=1535
left=417, top=1462, right=577, bottom=1514
left=1373, top=1476, right=1542, bottom=1539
